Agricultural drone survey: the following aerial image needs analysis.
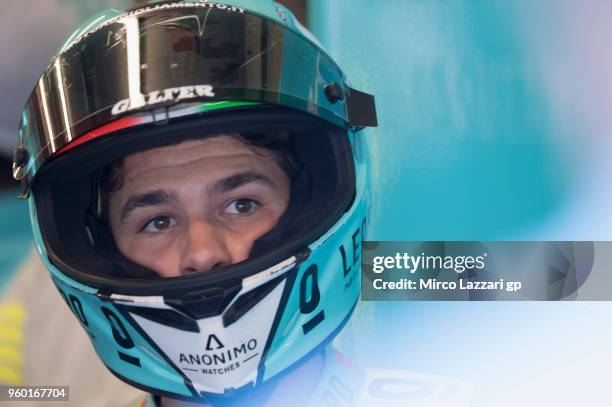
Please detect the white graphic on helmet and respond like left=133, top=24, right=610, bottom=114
left=57, top=2, right=246, bottom=59
left=111, top=85, right=216, bottom=115
left=129, top=279, right=286, bottom=394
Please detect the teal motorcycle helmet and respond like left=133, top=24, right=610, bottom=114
left=13, top=0, right=376, bottom=401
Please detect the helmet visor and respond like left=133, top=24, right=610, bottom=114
left=18, top=3, right=374, bottom=184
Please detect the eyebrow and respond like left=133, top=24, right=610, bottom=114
left=119, top=172, right=278, bottom=223
left=210, top=171, right=278, bottom=194
left=120, top=190, right=176, bottom=223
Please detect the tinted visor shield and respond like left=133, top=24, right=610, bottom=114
left=16, top=3, right=375, bottom=184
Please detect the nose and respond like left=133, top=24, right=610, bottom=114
left=179, top=220, right=231, bottom=275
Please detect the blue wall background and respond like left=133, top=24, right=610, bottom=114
left=310, top=1, right=612, bottom=405
left=310, top=0, right=611, bottom=241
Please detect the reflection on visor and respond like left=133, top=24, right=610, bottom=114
left=17, top=3, right=366, bottom=187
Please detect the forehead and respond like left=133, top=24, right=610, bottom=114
left=122, top=134, right=275, bottom=175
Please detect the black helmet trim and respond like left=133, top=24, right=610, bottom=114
left=32, top=107, right=356, bottom=296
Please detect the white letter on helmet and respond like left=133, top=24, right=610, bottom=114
left=111, top=99, right=131, bottom=115
left=196, top=85, right=215, bottom=97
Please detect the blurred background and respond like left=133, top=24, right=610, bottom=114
left=1, top=0, right=612, bottom=406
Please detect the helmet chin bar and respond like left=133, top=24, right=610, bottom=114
left=103, top=254, right=303, bottom=328
left=101, top=254, right=300, bottom=396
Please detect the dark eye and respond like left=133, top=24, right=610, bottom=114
left=225, top=198, right=259, bottom=215
left=142, top=216, right=175, bottom=233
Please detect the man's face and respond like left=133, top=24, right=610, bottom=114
left=107, top=135, right=291, bottom=278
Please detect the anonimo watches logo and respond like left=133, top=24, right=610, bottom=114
left=111, top=84, right=216, bottom=115
left=179, top=333, right=259, bottom=376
